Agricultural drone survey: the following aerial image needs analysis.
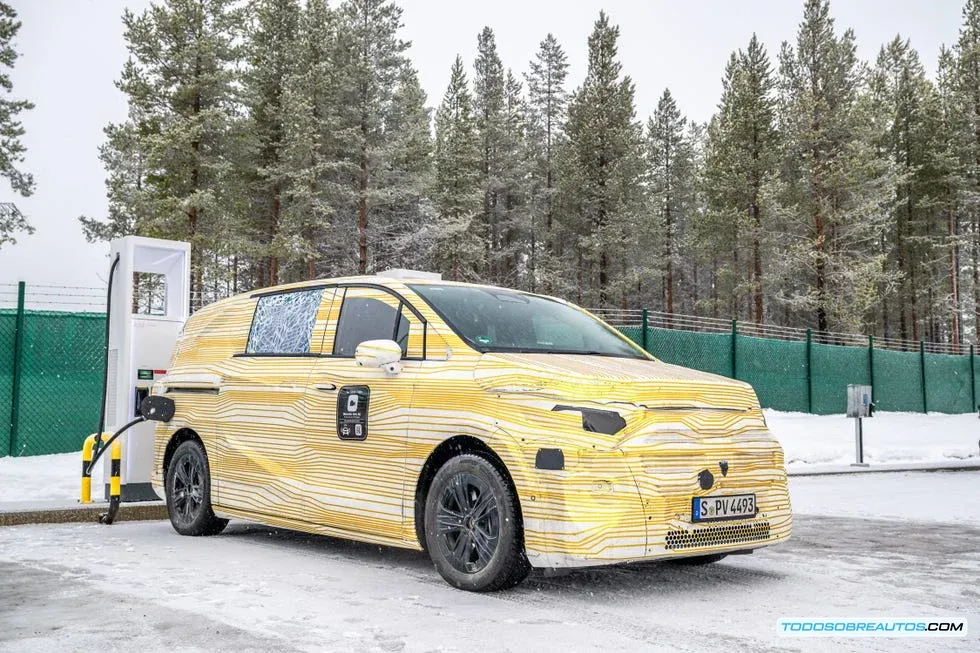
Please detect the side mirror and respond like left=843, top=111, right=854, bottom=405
left=354, top=339, right=402, bottom=375
left=140, top=394, right=176, bottom=422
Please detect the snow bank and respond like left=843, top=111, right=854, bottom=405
left=768, top=410, right=980, bottom=468
left=789, top=471, right=980, bottom=524
left=0, top=451, right=102, bottom=503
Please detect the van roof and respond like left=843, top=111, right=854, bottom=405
left=238, top=275, right=561, bottom=297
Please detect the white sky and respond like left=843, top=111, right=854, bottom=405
left=0, top=0, right=966, bottom=289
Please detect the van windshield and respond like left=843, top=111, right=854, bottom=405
left=409, top=284, right=646, bottom=359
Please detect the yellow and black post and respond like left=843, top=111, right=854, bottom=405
left=101, top=439, right=123, bottom=524
left=80, top=433, right=101, bottom=504
left=81, top=432, right=123, bottom=523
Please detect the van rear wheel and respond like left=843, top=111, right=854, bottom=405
left=424, top=454, right=530, bottom=591
left=165, top=440, right=227, bottom=536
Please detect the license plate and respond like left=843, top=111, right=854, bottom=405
left=692, top=493, right=756, bottom=522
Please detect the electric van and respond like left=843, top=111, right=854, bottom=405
left=152, top=275, right=792, bottom=591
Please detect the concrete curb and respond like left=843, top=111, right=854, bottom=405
left=788, top=459, right=980, bottom=477
left=0, top=501, right=168, bottom=527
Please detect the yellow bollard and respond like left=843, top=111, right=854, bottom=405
left=81, top=433, right=117, bottom=505
left=80, top=434, right=97, bottom=504
left=109, top=439, right=122, bottom=502
left=100, top=437, right=123, bottom=524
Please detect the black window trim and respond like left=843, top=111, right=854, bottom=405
left=238, top=282, right=428, bottom=359
left=330, top=285, right=427, bottom=360
left=406, top=283, right=649, bottom=361
left=239, top=286, right=324, bottom=358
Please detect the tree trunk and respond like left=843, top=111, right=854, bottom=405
left=711, top=257, right=718, bottom=319
left=973, top=215, right=980, bottom=343
left=599, top=249, right=609, bottom=306
left=751, top=200, right=763, bottom=324
left=270, top=183, right=280, bottom=285
left=815, top=211, right=827, bottom=333
left=949, top=206, right=960, bottom=350
left=358, top=117, right=369, bottom=275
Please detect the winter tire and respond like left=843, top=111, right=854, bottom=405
left=424, top=454, right=530, bottom=591
left=165, top=439, right=228, bottom=536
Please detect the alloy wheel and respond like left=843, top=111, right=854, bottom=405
left=435, top=472, right=501, bottom=573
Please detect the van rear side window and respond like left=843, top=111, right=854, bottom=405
left=246, top=288, right=323, bottom=355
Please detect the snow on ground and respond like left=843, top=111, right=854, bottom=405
left=768, top=410, right=979, bottom=468
left=1, top=472, right=977, bottom=653
left=0, top=451, right=103, bottom=503
left=789, top=471, right=980, bottom=525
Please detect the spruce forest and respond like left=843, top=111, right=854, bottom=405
left=78, top=0, right=980, bottom=346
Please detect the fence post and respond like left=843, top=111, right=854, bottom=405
left=919, top=340, right=927, bottom=414
left=868, top=335, right=875, bottom=403
left=731, top=319, right=738, bottom=379
left=641, top=308, right=649, bottom=352
left=7, top=281, right=26, bottom=457
left=805, top=328, right=813, bottom=413
left=971, top=344, right=976, bottom=411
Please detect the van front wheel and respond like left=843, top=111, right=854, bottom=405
left=424, top=454, right=530, bottom=591
left=165, top=440, right=227, bottom=536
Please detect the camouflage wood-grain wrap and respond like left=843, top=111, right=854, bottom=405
left=152, top=276, right=791, bottom=567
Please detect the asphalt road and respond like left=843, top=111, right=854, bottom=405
left=1, top=473, right=977, bottom=653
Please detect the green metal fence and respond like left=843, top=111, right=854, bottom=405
left=615, top=312, right=979, bottom=416
left=2, top=284, right=979, bottom=457
left=2, top=282, right=108, bottom=457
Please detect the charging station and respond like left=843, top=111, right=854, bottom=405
left=102, top=236, right=190, bottom=501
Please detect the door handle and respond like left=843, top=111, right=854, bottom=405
left=313, top=383, right=337, bottom=392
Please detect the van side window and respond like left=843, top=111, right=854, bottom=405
left=333, top=295, right=399, bottom=357
left=246, top=288, right=323, bottom=355
left=397, top=304, right=423, bottom=358
left=332, top=287, right=423, bottom=358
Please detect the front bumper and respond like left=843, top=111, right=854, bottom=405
left=520, top=427, right=792, bottom=568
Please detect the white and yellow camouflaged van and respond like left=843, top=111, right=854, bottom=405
left=152, top=274, right=791, bottom=591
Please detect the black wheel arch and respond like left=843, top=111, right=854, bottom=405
left=414, top=435, right=523, bottom=548
left=163, top=428, right=205, bottom=481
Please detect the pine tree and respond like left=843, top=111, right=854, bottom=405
left=776, top=0, right=896, bottom=332
left=870, top=36, right=936, bottom=340
left=684, top=120, right=710, bottom=315
left=955, top=0, right=980, bottom=340
left=243, top=0, right=301, bottom=287
left=333, top=0, right=410, bottom=275
left=931, top=47, right=969, bottom=346
left=79, top=118, right=147, bottom=243
left=497, top=69, right=531, bottom=288
left=557, top=12, right=644, bottom=306
left=0, top=1, right=34, bottom=249
left=373, top=66, right=435, bottom=270
left=702, top=35, right=779, bottom=323
left=432, top=56, right=482, bottom=280
left=279, top=0, right=340, bottom=281
left=79, top=0, right=243, bottom=306
left=525, top=33, right=569, bottom=291
left=646, top=89, right=692, bottom=316
left=472, top=27, right=507, bottom=282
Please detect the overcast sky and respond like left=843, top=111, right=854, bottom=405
left=0, top=0, right=966, bottom=289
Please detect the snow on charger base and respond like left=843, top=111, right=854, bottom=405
left=151, top=272, right=791, bottom=590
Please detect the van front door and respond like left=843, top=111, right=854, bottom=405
left=302, top=285, right=425, bottom=543
left=217, top=287, right=339, bottom=519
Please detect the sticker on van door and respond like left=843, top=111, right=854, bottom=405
left=337, top=385, right=370, bottom=440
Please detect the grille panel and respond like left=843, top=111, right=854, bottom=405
left=665, top=521, right=771, bottom=551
